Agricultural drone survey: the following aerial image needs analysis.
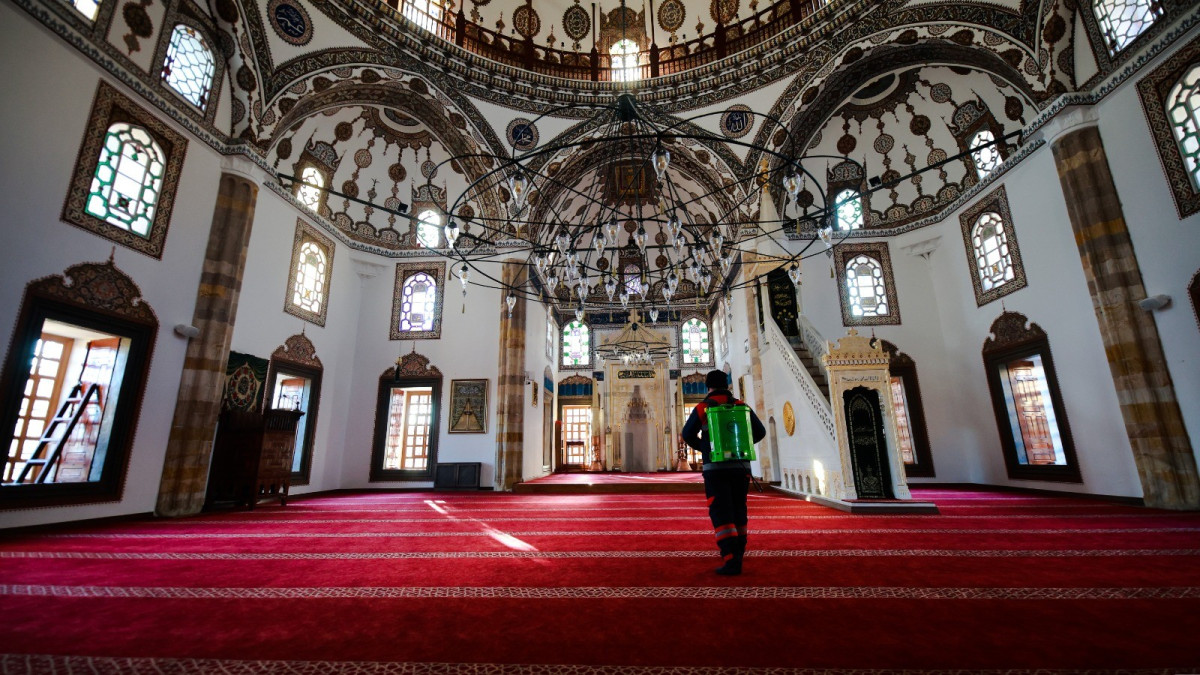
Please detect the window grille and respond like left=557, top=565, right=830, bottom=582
left=611, top=39, right=641, bottom=83
left=972, top=212, right=1015, bottom=292
left=291, top=241, right=328, bottom=314
left=834, top=189, right=863, bottom=230
left=681, top=318, right=710, bottom=365
left=1094, top=0, right=1161, bottom=54
left=844, top=255, right=888, bottom=317
left=162, top=25, right=215, bottom=110
left=562, top=320, right=590, bottom=367
left=398, top=272, right=438, bottom=332
left=969, top=130, right=1001, bottom=179
left=85, top=123, right=166, bottom=237
left=417, top=210, right=441, bottom=249
left=1167, top=64, right=1200, bottom=192
left=296, top=167, right=326, bottom=211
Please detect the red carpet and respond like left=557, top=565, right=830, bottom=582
left=2, top=487, right=1199, bottom=673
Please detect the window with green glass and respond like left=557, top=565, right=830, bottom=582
left=84, top=123, right=166, bottom=238
left=561, top=320, right=590, bottom=368
left=681, top=318, right=710, bottom=365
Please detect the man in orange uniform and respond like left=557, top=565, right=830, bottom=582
left=680, top=369, right=766, bottom=575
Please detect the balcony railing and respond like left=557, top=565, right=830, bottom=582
left=379, top=0, right=831, bottom=82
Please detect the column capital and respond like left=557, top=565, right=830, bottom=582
left=1035, top=105, right=1100, bottom=147
left=220, top=154, right=267, bottom=184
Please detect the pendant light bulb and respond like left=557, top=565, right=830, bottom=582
left=668, top=215, right=682, bottom=238
left=444, top=220, right=460, bottom=248
left=546, top=273, right=559, bottom=295
left=649, top=308, right=659, bottom=323
left=787, top=264, right=801, bottom=286
left=506, top=294, right=516, bottom=318
left=459, top=264, right=470, bottom=296
left=783, top=172, right=801, bottom=198
left=605, top=217, right=618, bottom=242
left=575, top=307, right=584, bottom=322
left=605, top=275, right=617, bottom=300
left=556, top=231, right=571, bottom=256
left=509, top=173, right=528, bottom=207
left=594, top=233, right=607, bottom=256
left=635, top=227, right=647, bottom=253
left=652, top=148, right=671, bottom=179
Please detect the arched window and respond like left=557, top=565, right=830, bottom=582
left=285, top=222, right=335, bottom=326
left=1166, top=64, right=1200, bottom=192
left=972, top=212, right=1016, bottom=292
left=296, top=166, right=326, bottom=212
left=416, top=209, right=441, bottom=249
left=68, top=0, right=99, bottom=20
left=610, top=39, right=641, bottom=83
left=969, top=130, right=1001, bottom=179
left=161, top=25, right=215, bottom=110
left=681, top=318, right=711, bottom=365
left=398, top=272, right=437, bottom=332
left=85, top=123, right=166, bottom=237
left=292, top=243, right=328, bottom=314
left=844, top=255, right=888, bottom=318
left=1093, top=0, right=1161, bottom=55
left=561, top=320, right=590, bottom=368
left=834, top=189, right=863, bottom=230
left=623, top=264, right=642, bottom=296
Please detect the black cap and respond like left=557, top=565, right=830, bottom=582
left=705, top=369, right=728, bottom=390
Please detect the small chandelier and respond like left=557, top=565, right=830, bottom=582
left=594, top=313, right=676, bottom=364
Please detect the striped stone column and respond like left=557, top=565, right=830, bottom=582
left=494, top=260, right=528, bottom=490
left=1051, top=124, right=1198, bottom=510
left=156, top=172, right=258, bottom=516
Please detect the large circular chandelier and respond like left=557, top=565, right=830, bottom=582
left=430, top=92, right=855, bottom=317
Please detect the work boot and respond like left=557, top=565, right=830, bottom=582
left=715, top=537, right=745, bottom=575
left=715, top=554, right=742, bottom=575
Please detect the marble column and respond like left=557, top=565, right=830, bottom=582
left=1051, top=123, right=1198, bottom=510
left=744, top=267, right=772, bottom=483
left=494, top=260, right=528, bottom=490
left=155, top=171, right=258, bottom=516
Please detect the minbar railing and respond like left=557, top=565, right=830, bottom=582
left=379, top=0, right=830, bottom=82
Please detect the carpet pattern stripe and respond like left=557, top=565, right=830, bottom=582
left=6, top=584, right=1200, bottom=600
left=1, top=655, right=1196, bottom=674
left=4, top=548, right=1197, bottom=559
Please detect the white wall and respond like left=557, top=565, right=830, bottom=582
left=339, top=255, right=504, bottom=489
left=226, top=189, right=363, bottom=497
left=0, top=3, right=223, bottom=527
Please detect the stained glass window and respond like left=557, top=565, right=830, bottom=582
left=623, top=264, right=642, bottom=296
left=66, top=0, right=99, bottom=20
left=562, top=320, right=590, bottom=368
left=969, top=130, right=1001, bottom=179
left=844, top=255, right=888, bottom=317
left=972, top=212, right=1015, bottom=292
left=399, top=272, right=437, bottom=332
left=85, top=123, right=166, bottom=237
left=611, top=39, right=641, bottom=83
left=296, top=166, right=325, bottom=211
left=291, top=241, right=328, bottom=315
left=162, top=25, right=214, bottom=110
left=1167, top=64, right=1200, bottom=192
left=834, top=189, right=863, bottom=230
left=681, top=318, right=710, bottom=365
left=417, top=209, right=441, bottom=249
left=1094, top=0, right=1161, bottom=54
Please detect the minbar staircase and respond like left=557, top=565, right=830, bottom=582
left=787, top=336, right=829, bottom=400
